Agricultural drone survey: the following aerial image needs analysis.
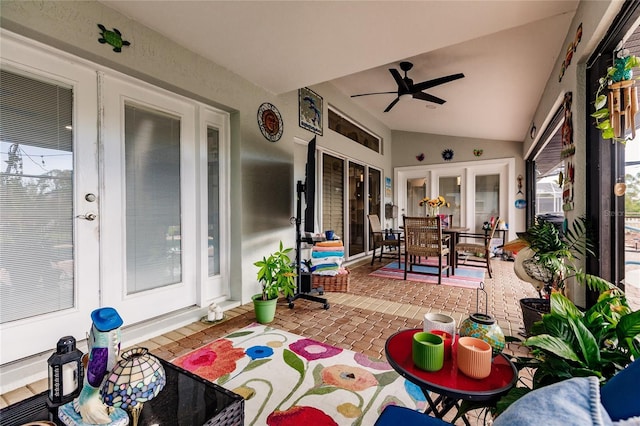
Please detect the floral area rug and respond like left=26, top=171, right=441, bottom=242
left=369, top=258, right=485, bottom=289
left=172, top=324, right=426, bottom=426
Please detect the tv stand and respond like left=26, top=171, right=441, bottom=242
left=288, top=180, right=330, bottom=310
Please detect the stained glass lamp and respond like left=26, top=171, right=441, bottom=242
left=101, top=348, right=166, bottom=426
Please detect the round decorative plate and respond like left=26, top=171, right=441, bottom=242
left=257, top=102, right=283, bottom=142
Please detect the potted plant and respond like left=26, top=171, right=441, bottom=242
left=494, top=288, right=640, bottom=417
left=253, top=241, right=297, bottom=324
left=506, top=216, right=600, bottom=335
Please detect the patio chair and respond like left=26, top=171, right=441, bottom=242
left=367, top=214, right=401, bottom=265
left=403, top=216, right=450, bottom=284
left=455, top=217, right=499, bottom=278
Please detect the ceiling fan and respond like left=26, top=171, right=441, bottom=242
left=351, top=61, right=465, bottom=112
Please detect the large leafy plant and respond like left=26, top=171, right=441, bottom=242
left=516, top=216, right=595, bottom=295
left=254, top=241, right=297, bottom=301
left=496, top=288, right=640, bottom=416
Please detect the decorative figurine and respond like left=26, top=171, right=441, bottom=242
left=58, top=307, right=129, bottom=426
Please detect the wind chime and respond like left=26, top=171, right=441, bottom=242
left=608, top=77, right=638, bottom=139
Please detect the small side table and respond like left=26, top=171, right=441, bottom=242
left=385, top=329, right=516, bottom=425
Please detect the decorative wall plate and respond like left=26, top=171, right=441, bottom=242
left=257, top=102, right=283, bottom=142
left=442, top=149, right=454, bottom=161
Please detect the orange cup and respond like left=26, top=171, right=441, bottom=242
left=456, top=336, right=492, bottom=379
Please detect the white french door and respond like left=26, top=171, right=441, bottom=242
left=0, top=33, right=100, bottom=363
left=100, top=73, right=198, bottom=324
left=396, top=158, right=515, bottom=236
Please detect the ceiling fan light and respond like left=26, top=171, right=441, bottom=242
left=399, top=93, right=413, bottom=101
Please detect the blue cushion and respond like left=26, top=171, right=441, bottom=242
left=601, top=358, right=640, bottom=421
left=374, top=405, right=452, bottom=426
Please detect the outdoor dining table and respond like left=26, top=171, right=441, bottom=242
left=385, top=328, right=517, bottom=425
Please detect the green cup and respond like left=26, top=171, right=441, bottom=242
left=412, top=332, right=444, bottom=372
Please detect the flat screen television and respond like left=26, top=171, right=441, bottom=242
left=303, top=136, right=316, bottom=233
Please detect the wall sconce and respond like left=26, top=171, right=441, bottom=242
left=456, top=176, right=461, bottom=186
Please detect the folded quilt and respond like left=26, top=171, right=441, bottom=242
left=316, top=240, right=344, bottom=248
left=311, top=263, right=339, bottom=272
left=311, top=256, right=344, bottom=266
left=312, top=245, right=343, bottom=252
left=312, top=250, right=344, bottom=258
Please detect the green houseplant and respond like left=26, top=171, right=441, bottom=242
left=495, top=288, right=640, bottom=417
left=253, top=241, right=297, bottom=324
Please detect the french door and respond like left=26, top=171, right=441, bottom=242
left=0, top=33, right=100, bottom=363
left=100, top=73, right=198, bottom=324
left=1, top=32, right=230, bottom=364
left=396, top=159, right=514, bottom=236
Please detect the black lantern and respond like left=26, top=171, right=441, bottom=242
left=47, top=336, right=84, bottom=407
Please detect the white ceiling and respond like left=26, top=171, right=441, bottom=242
left=102, top=0, right=579, bottom=142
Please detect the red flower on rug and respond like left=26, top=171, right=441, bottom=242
left=173, top=338, right=245, bottom=381
left=267, top=406, right=337, bottom=426
left=289, top=338, right=342, bottom=361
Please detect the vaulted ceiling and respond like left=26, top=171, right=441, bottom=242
left=102, top=0, right=579, bottom=142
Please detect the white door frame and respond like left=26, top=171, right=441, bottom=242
left=395, top=158, right=515, bottom=238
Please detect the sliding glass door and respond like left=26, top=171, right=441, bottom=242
left=348, top=162, right=366, bottom=256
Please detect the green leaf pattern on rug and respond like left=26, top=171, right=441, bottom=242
left=226, top=330, right=255, bottom=338
left=374, top=370, right=401, bottom=387
left=283, top=348, right=305, bottom=376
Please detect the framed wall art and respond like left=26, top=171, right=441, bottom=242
left=299, top=87, right=323, bottom=135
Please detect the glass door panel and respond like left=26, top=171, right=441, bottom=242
left=207, top=127, right=220, bottom=277
left=368, top=168, right=381, bottom=250
left=406, top=178, right=427, bottom=217
left=322, top=153, right=344, bottom=240
left=474, top=174, right=500, bottom=233
left=125, top=104, right=182, bottom=292
left=348, top=162, right=365, bottom=256
left=438, top=176, right=460, bottom=226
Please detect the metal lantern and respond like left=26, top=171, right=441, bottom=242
left=47, top=336, right=84, bottom=407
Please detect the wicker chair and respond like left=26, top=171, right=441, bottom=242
left=402, top=216, right=450, bottom=284
left=455, top=217, right=499, bottom=278
left=367, top=214, right=401, bottom=265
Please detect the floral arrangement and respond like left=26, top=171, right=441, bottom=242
left=419, top=195, right=450, bottom=216
left=591, top=48, right=640, bottom=142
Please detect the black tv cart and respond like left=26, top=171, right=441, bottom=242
left=288, top=180, right=330, bottom=310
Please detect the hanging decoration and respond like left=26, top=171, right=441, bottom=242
left=563, top=161, right=575, bottom=211
left=97, top=24, right=131, bottom=52
left=515, top=175, right=526, bottom=209
left=558, top=23, right=582, bottom=82
left=592, top=48, right=640, bottom=142
left=473, top=149, right=483, bottom=157
left=561, top=93, right=575, bottom=158
left=441, top=149, right=454, bottom=161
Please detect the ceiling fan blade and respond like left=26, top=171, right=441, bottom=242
left=413, top=91, right=446, bottom=105
left=389, top=68, right=410, bottom=92
left=413, top=73, right=465, bottom=92
left=351, top=91, right=397, bottom=98
left=383, top=97, right=401, bottom=112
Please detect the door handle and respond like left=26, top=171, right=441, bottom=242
left=77, top=213, right=97, bottom=221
